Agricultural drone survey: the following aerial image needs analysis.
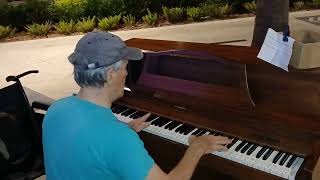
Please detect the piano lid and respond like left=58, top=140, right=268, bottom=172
left=126, top=50, right=255, bottom=112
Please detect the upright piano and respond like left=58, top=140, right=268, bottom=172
left=113, top=38, right=320, bottom=180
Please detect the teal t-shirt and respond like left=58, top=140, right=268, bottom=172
left=42, top=96, right=154, bottom=180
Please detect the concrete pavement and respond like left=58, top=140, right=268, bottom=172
left=0, top=10, right=319, bottom=102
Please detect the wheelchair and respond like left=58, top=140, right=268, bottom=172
left=0, top=70, right=50, bottom=180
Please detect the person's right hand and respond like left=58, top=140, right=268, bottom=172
left=188, top=135, right=232, bottom=155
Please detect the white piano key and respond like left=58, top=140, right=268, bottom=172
left=289, top=157, right=304, bottom=180
left=246, top=146, right=263, bottom=167
left=280, top=155, right=293, bottom=179
left=255, top=149, right=269, bottom=171
left=264, top=151, right=279, bottom=173
left=270, top=153, right=284, bottom=176
left=225, top=140, right=242, bottom=159
left=113, top=109, right=304, bottom=180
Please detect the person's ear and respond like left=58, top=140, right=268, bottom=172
left=106, top=69, right=116, bottom=83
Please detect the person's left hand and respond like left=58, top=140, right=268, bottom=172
left=128, top=113, right=152, bottom=132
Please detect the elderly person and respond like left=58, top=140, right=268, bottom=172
left=42, top=31, right=231, bottom=180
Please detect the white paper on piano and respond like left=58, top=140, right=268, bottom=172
left=257, top=28, right=295, bottom=71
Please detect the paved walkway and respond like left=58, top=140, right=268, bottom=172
left=0, top=10, right=319, bottom=102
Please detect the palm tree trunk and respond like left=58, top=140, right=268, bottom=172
left=251, top=0, right=289, bottom=47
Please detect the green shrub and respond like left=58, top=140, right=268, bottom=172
left=312, top=0, right=320, bottom=8
left=187, top=7, right=203, bottom=21
left=123, top=14, right=136, bottom=27
left=162, top=7, right=187, bottom=23
left=95, top=0, right=124, bottom=18
left=216, top=4, right=232, bottom=17
left=200, top=2, right=232, bottom=18
left=0, top=4, right=25, bottom=30
left=25, top=22, right=52, bottom=36
left=200, top=2, right=218, bottom=17
left=0, top=26, right=15, bottom=39
left=293, top=1, right=305, bottom=9
left=54, top=20, right=76, bottom=35
left=75, top=16, right=96, bottom=32
left=52, top=0, right=86, bottom=21
left=153, top=0, right=205, bottom=8
left=98, top=15, right=121, bottom=31
left=142, top=9, right=157, bottom=26
left=243, top=1, right=256, bottom=13
left=122, top=0, right=149, bottom=18
left=0, top=0, right=52, bottom=30
left=24, top=0, right=51, bottom=24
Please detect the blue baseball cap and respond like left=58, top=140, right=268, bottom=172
left=68, top=31, right=143, bottom=70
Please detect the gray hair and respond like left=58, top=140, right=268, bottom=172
left=69, top=57, right=123, bottom=88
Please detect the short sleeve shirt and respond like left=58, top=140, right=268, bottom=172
left=42, top=96, right=154, bottom=180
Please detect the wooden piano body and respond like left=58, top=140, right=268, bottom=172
left=116, top=38, right=320, bottom=180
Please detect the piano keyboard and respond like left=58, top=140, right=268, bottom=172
left=111, top=104, right=304, bottom=180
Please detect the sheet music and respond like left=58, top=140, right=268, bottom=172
left=257, top=28, right=295, bottom=71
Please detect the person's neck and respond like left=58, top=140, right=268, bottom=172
left=77, top=87, right=113, bottom=108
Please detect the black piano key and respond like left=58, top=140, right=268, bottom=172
left=158, top=117, right=169, bottom=126
left=184, top=126, right=195, bottom=133
left=196, top=130, right=207, bottom=137
left=113, top=106, right=128, bottom=114
left=240, top=143, right=252, bottom=153
left=153, top=117, right=168, bottom=127
left=226, top=138, right=238, bottom=149
left=272, top=152, right=284, bottom=164
left=180, top=125, right=190, bottom=133
left=157, top=120, right=167, bottom=127
left=129, top=111, right=147, bottom=118
left=111, top=105, right=121, bottom=112
left=262, top=149, right=274, bottom=160
left=158, top=118, right=171, bottom=127
left=246, top=144, right=258, bottom=155
left=175, top=124, right=185, bottom=133
left=155, top=117, right=166, bottom=125
left=214, top=133, right=222, bottom=136
left=286, top=155, right=297, bottom=168
left=130, top=114, right=140, bottom=119
left=164, top=121, right=176, bottom=129
left=151, top=118, right=163, bottom=125
left=180, top=125, right=190, bottom=134
left=279, top=153, right=290, bottom=166
left=209, top=131, right=216, bottom=135
left=121, top=109, right=136, bottom=116
left=235, top=141, right=247, bottom=152
left=111, top=104, right=119, bottom=110
left=150, top=118, right=159, bottom=125
left=256, top=147, right=268, bottom=158
left=167, top=121, right=181, bottom=130
left=185, top=128, right=195, bottom=135
left=146, top=115, right=158, bottom=122
left=184, top=126, right=196, bottom=135
left=192, top=129, right=202, bottom=136
left=177, top=124, right=187, bottom=133
left=171, top=123, right=183, bottom=130
left=180, top=124, right=191, bottom=132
